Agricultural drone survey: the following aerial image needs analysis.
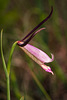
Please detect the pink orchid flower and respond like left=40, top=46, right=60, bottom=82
left=17, top=7, right=54, bottom=75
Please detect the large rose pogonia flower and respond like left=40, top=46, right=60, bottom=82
left=17, top=7, right=54, bottom=75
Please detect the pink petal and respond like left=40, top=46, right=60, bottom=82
left=18, top=42, right=54, bottom=75
left=24, top=44, right=54, bottom=63
left=41, top=64, right=54, bottom=75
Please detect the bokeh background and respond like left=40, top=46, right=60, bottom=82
left=0, top=0, right=67, bottom=100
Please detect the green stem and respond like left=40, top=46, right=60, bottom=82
left=7, top=76, right=10, bottom=100
left=7, top=41, right=17, bottom=75
left=1, top=30, right=10, bottom=100
left=1, top=30, right=8, bottom=78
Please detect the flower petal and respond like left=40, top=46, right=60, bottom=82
left=41, top=64, right=54, bottom=75
left=24, top=44, right=54, bottom=63
left=18, top=42, right=54, bottom=75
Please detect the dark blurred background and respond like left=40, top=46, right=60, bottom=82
left=0, top=0, right=67, bottom=100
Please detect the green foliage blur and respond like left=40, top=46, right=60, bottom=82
left=0, top=0, right=67, bottom=100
